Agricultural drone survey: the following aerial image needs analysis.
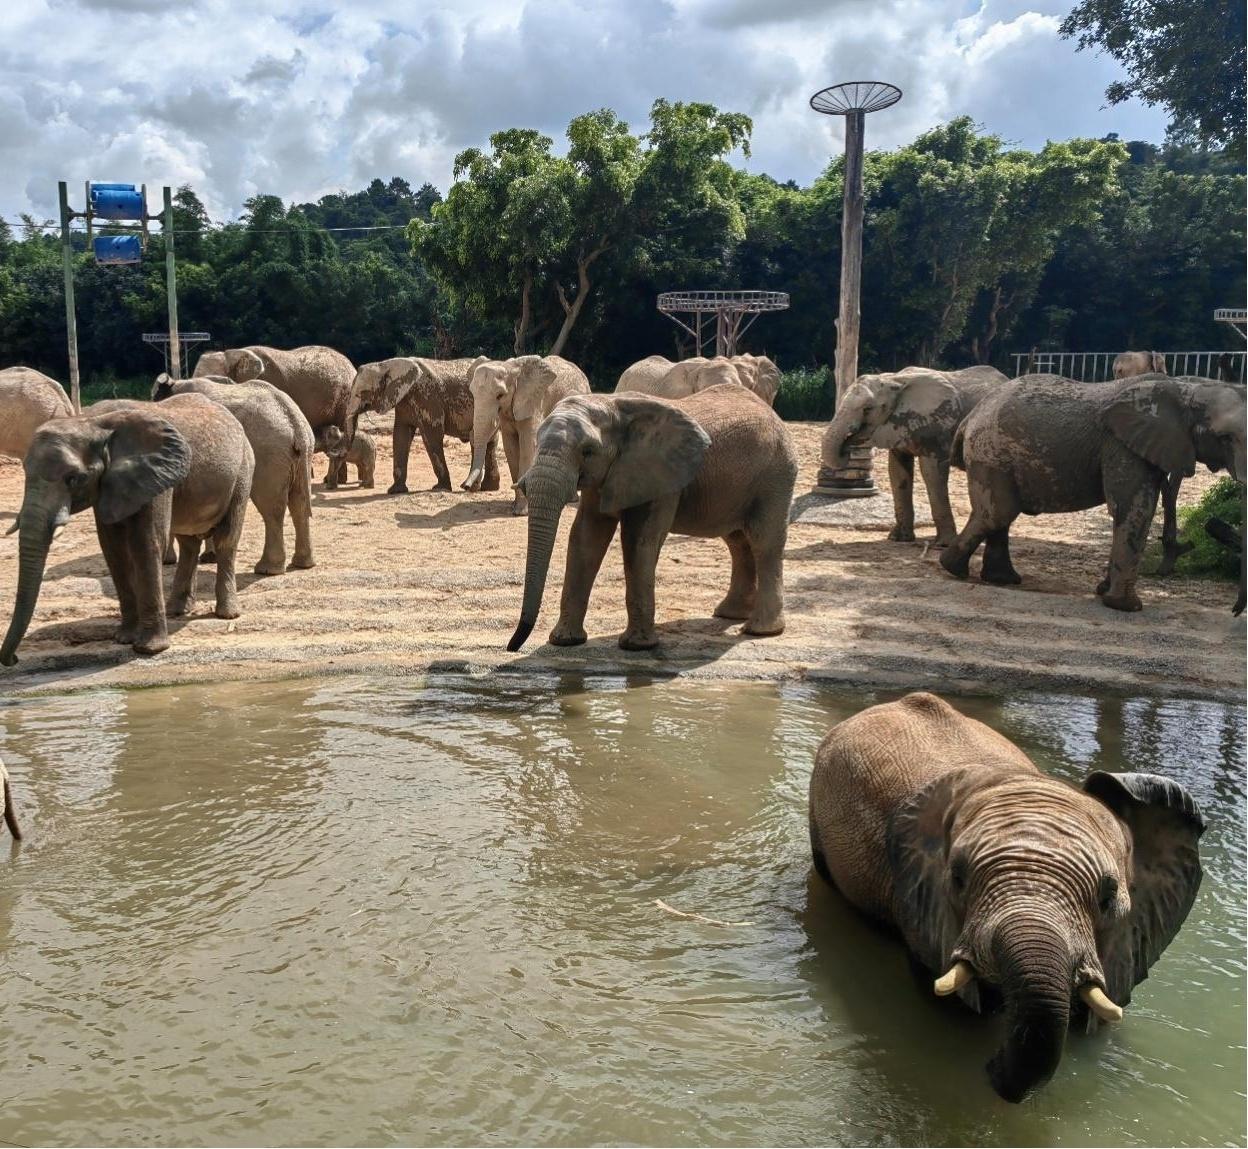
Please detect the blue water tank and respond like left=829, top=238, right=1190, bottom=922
left=90, top=183, right=145, bottom=221
left=93, top=234, right=142, bottom=264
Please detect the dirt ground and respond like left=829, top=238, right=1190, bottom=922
left=0, top=417, right=1242, bottom=700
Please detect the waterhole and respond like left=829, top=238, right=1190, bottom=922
left=0, top=677, right=1243, bottom=1146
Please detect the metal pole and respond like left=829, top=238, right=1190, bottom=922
left=163, top=186, right=181, bottom=378
left=58, top=181, right=81, bottom=413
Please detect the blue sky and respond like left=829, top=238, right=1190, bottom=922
left=0, top=0, right=1168, bottom=222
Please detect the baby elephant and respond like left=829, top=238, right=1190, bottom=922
left=508, top=385, right=797, bottom=651
left=810, top=692, right=1204, bottom=1103
left=1, top=395, right=254, bottom=663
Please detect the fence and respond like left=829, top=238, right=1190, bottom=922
left=1010, top=350, right=1246, bottom=383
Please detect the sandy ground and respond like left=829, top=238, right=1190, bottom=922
left=0, top=417, right=1242, bottom=700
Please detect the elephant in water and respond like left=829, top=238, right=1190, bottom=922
left=809, top=691, right=1204, bottom=1102
left=0, top=758, right=21, bottom=840
left=1113, top=351, right=1166, bottom=379
left=1, top=394, right=254, bottom=663
left=941, top=374, right=1246, bottom=611
left=616, top=354, right=781, bottom=406
left=0, top=366, right=74, bottom=461
left=507, top=385, right=797, bottom=652
left=153, top=373, right=316, bottom=574
left=347, top=356, right=494, bottom=493
left=193, top=345, right=356, bottom=488
left=464, top=355, right=590, bottom=515
left=821, top=365, right=1006, bottom=545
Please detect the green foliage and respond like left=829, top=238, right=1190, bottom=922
left=774, top=367, right=834, bottom=421
left=1174, top=477, right=1245, bottom=579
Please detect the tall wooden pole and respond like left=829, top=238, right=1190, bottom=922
left=163, top=186, right=181, bottom=379
left=58, top=181, right=81, bottom=412
left=836, top=110, right=864, bottom=398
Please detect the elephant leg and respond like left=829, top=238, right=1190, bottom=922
left=1100, top=471, right=1159, bottom=612
left=1156, top=473, right=1192, bottom=576
left=122, top=506, right=169, bottom=655
left=420, top=422, right=452, bottom=491
left=388, top=420, right=415, bottom=495
left=550, top=506, right=618, bottom=646
left=502, top=427, right=521, bottom=486
left=287, top=461, right=316, bottom=570
left=481, top=437, right=502, bottom=492
left=253, top=500, right=287, bottom=577
left=941, top=467, right=1019, bottom=580
left=919, top=455, right=958, bottom=547
left=742, top=503, right=789, bottom=636
left=980, top=529, right=1022, bottom=585
left=336, top=460, right=348, bottom=485
left=714, top=531, right=756, bottom=620
left=168, top=535, right=201, bottom=617
left=887, top=451, right=916, bottom=542
left=512, top=422, right=538, bottom=516
left=210, top=484, right=248, bottom=620
left=618, top=500, right=677, bottom=650
left=153, top=492, right=177, bottom=565
left=96, top=519, right=139, bottom=644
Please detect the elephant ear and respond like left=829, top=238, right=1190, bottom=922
left=599, top=395, right=711, bottom=517
left=377, top=358, right=422, bottom=414
left=93, top=410, right=192, bottom=526
left=885, top=768, right=979, bottom=1006
left=1083, top=771, right=1205, bottom=1004
left=227, top=350, right=264, bottom=383
left=1103, top=382, right=1196, bottom=478
left=512, top=357, right=553, bottom=421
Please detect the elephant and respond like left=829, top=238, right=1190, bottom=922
left=1113, top=351, right=1166, bottom=379
left=464, top=355, right=590, bottom=515
left=0, top=393, right=254, bottom=664
left=809, top=691, right=1204, bottom=1102
left=320, top=426, right=376, bottom=489
left=940, top=374, right=1246, bottom=611
left=1, top=366, right=73, bottom=460
left=0, top=758, right=21, bottom=840
left=507, top=384, right=798, bottom=652
left=192, top=345, right=355, bottom=488
left=616, top=354, right=782, bottom=406
left=821, top=365, right=1006, bottom=545
left=346, top=356, right=496, bottom=493
left=152, top=373, right=315, bottom=574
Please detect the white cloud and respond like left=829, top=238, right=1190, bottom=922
left=0, top=0, right=1168, bottom=223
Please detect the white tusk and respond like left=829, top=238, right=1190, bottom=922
left=934, top=960, right=974, bottom=996
left=1080, top=984, right=1123, bottom=1023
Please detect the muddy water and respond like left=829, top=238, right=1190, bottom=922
left=0, top=677, right=1243, bottom=1148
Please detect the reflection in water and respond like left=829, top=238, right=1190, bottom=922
left=0, top=679, right=1243, bottom=1147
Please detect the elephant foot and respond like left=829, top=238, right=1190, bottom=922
left=619, top=629, right=659, bottom=651
left=481, top=475, right=501, bottom=492
left=980, top=567, right=1022, bottom=586
left=253, top=560, right=285, bottom=577
left=940, top=549, right=970, bottom=579
left=215, top=600, right=242, bottom=621
left=288, top=554, right=316, bottom=571
left=162, top=549, right=178, bottom=566
left=459, top=479, right=481, bottom=493
left=387, top=482, right=409, bottom=495
left=167, top=595, right=194, bottom=617
left=133, top=632, right=170, bottom=657
left=549, top=625, right=587, bottom=647
left=359, top=480, right=375, bottom=490
left=1101, top=590, right=1143, bottom=613
left=115, top=622, right=138, bottom=645
left=430, top=481, right=452, bottom=492
left=713, top=596, right=753, bottom=621
left=201, top=550, right=218, bottom=565
left=888, top=526, right=916, bottom=543
left=743, top=613, right=785, bottom=637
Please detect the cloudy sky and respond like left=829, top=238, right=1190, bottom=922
left=1, top=0, right=1166, bottom=223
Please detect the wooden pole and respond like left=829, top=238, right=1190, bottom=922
left=58, top=181, right=81, bottom=413
left=163, top=186, right=181, bottom=379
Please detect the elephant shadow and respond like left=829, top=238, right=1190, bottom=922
left=310, top=488, right=392, bottom=507
left=394, top=497, right=516, bottom=530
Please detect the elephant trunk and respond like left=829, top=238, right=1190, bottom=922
left=820, top=408, right=860, bottom=470
left=0, top=488, right=69, bottom=667
left=507, top=457, right=577, bottom=651
left=463, top=408, right=499, bottom=492
left=984, top=915, right=1072, bottom=1103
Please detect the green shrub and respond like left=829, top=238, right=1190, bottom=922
left=1175, top=476, right=1245, bottom=579
left=79, top=372, right=152, bottom=405
left=775, top=367, right=834, bottom=421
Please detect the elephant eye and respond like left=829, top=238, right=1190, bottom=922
left=65, top=470, right=88, bottom=490
left=1097, top=875, right=1119, bottom=913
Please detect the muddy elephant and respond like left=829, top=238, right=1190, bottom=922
left=193, top=345, right=355, bottom=488
left=616, top=354, right=781, bottom=406
left=464, top=355, right=590, bottom=514
left=1113, top=351, right=1166, bottom=379
left=1, top=394, right=254, bottom=664
left=941, top=374, right=1246, bottom=611
left=810, top=691, right=1204, bottom=1102
left=320, top=425, right=376, bottom=489
left=822, top=365, right=1006, bottom=545
left=347, top=356, right=496, bottom=493
left=508, top=385, right=798, bottom=652
left=1, top=366, right=74, bottom=460
left=153, top=373, right=315, bottom=574
left=0, top=758, right=20, bottom=840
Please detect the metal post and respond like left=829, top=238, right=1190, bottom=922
left=163, top=186, right=181, bottom=379
left=58, top=181, right=81, bottom=413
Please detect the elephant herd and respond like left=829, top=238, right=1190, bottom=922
left=0, top=346, right=1236, bottom=1104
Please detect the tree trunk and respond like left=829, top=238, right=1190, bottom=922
left=514, top=269, right=534, bottom=356
left=549, top=246, right=607, bottom=357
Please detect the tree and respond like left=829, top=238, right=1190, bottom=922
left=1061, top=0, right=1246, bottom=156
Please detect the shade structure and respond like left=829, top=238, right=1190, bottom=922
left=809, top=81, right=902, bottom=116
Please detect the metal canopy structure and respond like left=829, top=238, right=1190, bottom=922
left=657, top=289, right=789, bottom=358
left=810, top=81, right=902, bottom=116
left=1215, top=308, right=1247, bottom=344
left=143, top=331, right=211, bottom=376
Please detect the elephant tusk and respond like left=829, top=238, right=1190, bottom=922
left=934, top=960, right=974, bottom=996
left=1080, top=984, right=1123, bottom=1023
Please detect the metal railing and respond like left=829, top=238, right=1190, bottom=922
left=1011, top=350, right=1246, bottom=383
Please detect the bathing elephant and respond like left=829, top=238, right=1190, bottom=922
left=1, top=394, right=254, bottom=664
left=1113, top=351, right=1166, bottom=379
left=941, top=374, right=1246, bottom=611
left=0, top=758, right=21, bottom=840
left=193, top=345, right=355, bottom=488
left=507, top=385, right=798, bottom=652
left=809, top=691, right=1204, bottom=1102
left=464, top=355, right=590, bottom=514
left=0, top=366, right=74, bottom=461
left=616, top=355, right=781, bottom=406
left=347, top=356, right=495, bottom=493
left=152, top=373, right=315, bottom=574
left=821, top=365, right=1006, bottom=545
